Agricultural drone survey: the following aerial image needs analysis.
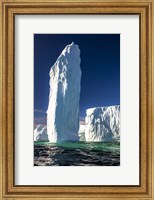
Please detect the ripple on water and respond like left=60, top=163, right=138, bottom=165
left=34, top=142, right=120, bottom=166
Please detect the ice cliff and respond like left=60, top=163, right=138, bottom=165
left=84, top=106, right=120, bottom=142
left=47, top=42, right=81, bottom=142
left=34, top=124, right=49, bottom=142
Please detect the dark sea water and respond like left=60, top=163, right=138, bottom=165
left=34, top=142, right=120, bottom=166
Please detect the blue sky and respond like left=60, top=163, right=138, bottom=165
left=34, top=34, right=120, bottom=125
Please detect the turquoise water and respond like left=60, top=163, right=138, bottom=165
left=34, top=142, right=120, bottom=166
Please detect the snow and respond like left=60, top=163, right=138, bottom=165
left=47, top=42, right=81, bottom=142
left=85, top=106, right=120, bottom=142
left=34, top=124, right=49, bottom=142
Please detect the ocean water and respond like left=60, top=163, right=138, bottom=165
left=34, top=142, right=120, bottom=166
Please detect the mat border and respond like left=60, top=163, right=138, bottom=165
left=0, top=0, right=153, bottom=199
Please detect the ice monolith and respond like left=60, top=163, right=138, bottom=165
left=47, top=42, right=81, bottom=142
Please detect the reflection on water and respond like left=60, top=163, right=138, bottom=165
left=34, top=142, right=120, bottom=166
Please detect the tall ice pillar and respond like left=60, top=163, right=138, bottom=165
left=47, top=42, right=81, bottom=142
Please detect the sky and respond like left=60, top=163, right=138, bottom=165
left=34, top=34, right=120, bottom=125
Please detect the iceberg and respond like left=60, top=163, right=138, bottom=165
left=85, top=106, right=120, bottom=142
left=47, top=42, right=81, bottom=142
left=34, top=124, right=49, bottom=142
left=78, top=124, right=86, bottom=141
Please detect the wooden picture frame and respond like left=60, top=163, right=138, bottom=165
left=0, top=0, right=154, bottom=199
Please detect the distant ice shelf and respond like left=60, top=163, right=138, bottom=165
left=34, top=124, right=49, bottom=142
left=84, top=105, right=120, bottom=142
